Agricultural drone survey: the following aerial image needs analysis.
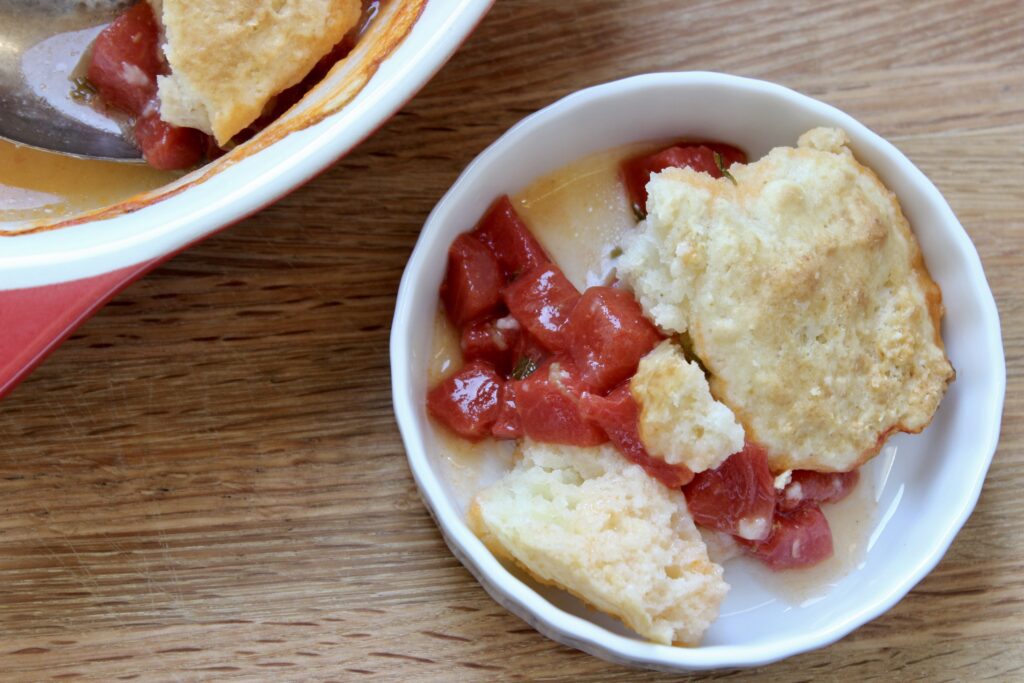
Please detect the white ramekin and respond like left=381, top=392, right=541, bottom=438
left=391, top=72, right=1005, bottom=671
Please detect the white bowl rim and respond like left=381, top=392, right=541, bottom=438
left=391, top=71, right=1006, bottom=670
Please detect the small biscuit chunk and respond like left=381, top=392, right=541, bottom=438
left=631, top=340, right=744, bottom=473
left=154, top=0, right=362, bottom=144
left=468, top=441, right=728, bottom=646
left=620, top=127, right=954, bottom=472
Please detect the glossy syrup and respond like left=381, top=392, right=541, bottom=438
left=0, top=140, right=174, bottom=224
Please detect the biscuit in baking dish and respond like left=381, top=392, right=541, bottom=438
left=468, top=441, right=728, bottom=646
left=152, top=0, right=362, bottom=144
left=620, top=127, right=954, bottom=472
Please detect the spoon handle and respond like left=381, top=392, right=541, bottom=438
left=0, top=260, right=154, bottom=400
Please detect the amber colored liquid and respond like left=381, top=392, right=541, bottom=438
left=512, top=143, right=653, bottom=291
left=0, top=139, right=174, bottom=225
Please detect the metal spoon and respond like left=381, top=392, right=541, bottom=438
left=0, top=0, right=142, bottom=160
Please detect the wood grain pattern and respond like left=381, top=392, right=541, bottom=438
left=2, top=0, right=1022, bottom=679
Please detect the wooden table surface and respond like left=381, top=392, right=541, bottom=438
left=2, top=1, right=1022, bottom=680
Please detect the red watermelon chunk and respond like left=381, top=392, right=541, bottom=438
left=778, top=470, right=860, bottom=511
left=621, top=143, right=746, bottom=214
left=683, top=442, right=776, bottom=541
left=134, top=108, right=207, bottom=171
left=512, top=358, right=606, bottom=446
left=566, top=286, right=662, bottom=393
left=579, top=385, right=694, bottom=488
left=440, top=234, right=505, bottom=327
left=426, top=361, right=503, bottom=441
left=460, top=315, right=521, bottom=376
left=471, top=195, right=549, bottom=279
left=87, top=2, right=162, bottom=116
left=739, top=504, right=834, bottom=570
left=503, top=264, right=580, bottom=353
left=491, top=382, right=522, bottom=440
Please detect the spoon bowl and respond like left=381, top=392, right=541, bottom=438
left=0, top=0, right=142, bottom=159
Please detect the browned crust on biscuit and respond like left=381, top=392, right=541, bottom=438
left=690, top=143, right=954, bottom=474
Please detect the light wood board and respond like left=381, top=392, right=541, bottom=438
left=2, top=0, right=1022, bottom=679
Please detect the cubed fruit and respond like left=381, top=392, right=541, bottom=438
left=566, top=286, right=662, bottom=393
left=621, top=143, right=746, bottom=214
left=471, top=195, right=549, bottom=279
left=579, top=385, right=694, bottom=488
left=778, top=470, right=860, bottom=511
left=491, top=382, right=522, bottom=440
left=427, top=361, right=503, bottom=441
left=503, top=264, right=580, bottom=352
left=460, top=316, right=521, bottom=376
left=440, top=234, right=504, bottom=327
left=683, top=442, right=776, bottom=541
left=87, top=2, right=163, bottom=116
left=739, top=504, right=834, bottom=570
left=135, top=109, right=207, bottom=171
left=512, top=358, right=606, bottom=446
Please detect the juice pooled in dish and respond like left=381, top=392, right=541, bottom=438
left=425, top=128, right=954, bottom=646
left=0, top=139, right=174, bottom=224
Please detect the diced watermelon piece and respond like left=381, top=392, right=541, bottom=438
left=87, top=2, right=163, bottom=116
left=427, top=361, right=503, bottom=441
left=740, top=504, right=834, bottom=570
left=460, top=315, right=521, bottom=376
left=579, top=385, right=694, bottom=488
left=491, top=382, right=522, bottom=440
left=440, top=234, right=504, bottom=327
left=512, top=358, right=606, bottom=446
left=621, top=143, right=746, bottom=214
left=566, top=286, right=662, bottom=393
left=471, top=196, right=549, bottom=279
left=135, top=108, right=207, bottom=170
left=683, top=442, right=776, bottom=541
left=778, top=469, right=860, bottom=511
left=503, top=264, right=580, bottom=352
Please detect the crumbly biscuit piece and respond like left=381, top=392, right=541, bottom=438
left=154, top=0, right=362, bottom=144
left=468, top=441, right=728, bottom=646
left=620, top=127, right=954, bottom=472
left=631, top=340, right=744, bottom=473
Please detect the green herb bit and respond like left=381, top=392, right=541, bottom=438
left=511, top=356, right=539, bottom=380
left=609, top=246, right=623, bottom=259
left=70, top=76, right=97, bottom=103
left=631, top=202, right=646, bottom=222
left=713, top=151, right=737, bottom=186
